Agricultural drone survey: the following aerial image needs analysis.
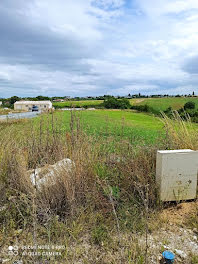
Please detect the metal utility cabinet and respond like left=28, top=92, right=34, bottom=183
left=156, top=150, right=198, bottom=201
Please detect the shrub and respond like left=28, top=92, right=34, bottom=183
left=184, top=101, right=195, bottom=110
left=131, top=104, right=149, bottom=112
left=131, top=104, right=158, bottom=114
left=176, top=102, right=198, bottom=123
left=164, top=106, right=172, bottom=116
left=118, top=98, right=131, bottom=109
left=103, top=97, right=131, bottom=109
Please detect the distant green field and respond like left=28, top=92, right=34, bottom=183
left=130, top=97, right=198, bottom=112
left=51, top=98, right=198, bottom=143
left=53, top=110, right=163, bottom=144
left=53, top=100, right=103, bottom=108
left=53, top=97, right=198, bottom=113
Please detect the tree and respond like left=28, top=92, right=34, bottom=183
left=119, top=98, right=131, bottom=109
left=103, top=97, right=119, bottom=109
left=184, top=101, right=195, bottom=110
left=103, top=97, right=131, bottom=109
left=9, top=96, right=21, bottom=105
left=36, top=95, right=50, bottom=101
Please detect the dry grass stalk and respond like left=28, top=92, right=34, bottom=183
left=161, top=110, right=198, bottom=150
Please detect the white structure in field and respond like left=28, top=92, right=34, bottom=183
left=156, top=150, right=198, bottom=201
left=0, top=101, right=2, bottom=106
left=29, top=158, right=74, bottom=190
left=14, top=101, right=52, bottom=111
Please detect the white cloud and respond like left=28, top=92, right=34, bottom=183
left=29, top=0, right=102, bottom=41
left=1, top=0, right=198, bottom=97
left=137, top=0, right=198, bottom=17
left=111, top=84, right=160, bottom=95
left=0, top=63, right=102, bottom=97
left=93, top=0, right=125, bottom=9
left=84, top=58, right=188, bottom=83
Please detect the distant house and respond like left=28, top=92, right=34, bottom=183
left=14, top=101, right=52, bottom=111
left=0, top=101, right=2, bottom=106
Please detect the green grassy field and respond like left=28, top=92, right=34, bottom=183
left=53, top=100, right=103, bottom=108
left=130, top=97, right=198, bottom=112
left=0, top=110, right=165, bottom=147
left=53, top=97, right=198, bottom=113
left=50, top=110, right=164, bottom=145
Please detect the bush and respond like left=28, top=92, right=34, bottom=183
left=131, top=104, right=158, bottom=115
left=103, top=97, right=131, bottom=109
left=164, top=106, right=172, bottom=114
left=176, top=101, right=198, bottom=123
left=184, top=101, right=195, bottom=110
left=131, top=104, right=149, bottom=112
left=118, top=98, right=131, bottom=109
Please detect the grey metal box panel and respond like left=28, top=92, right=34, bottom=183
left=156, top=150, right=198, bottom=201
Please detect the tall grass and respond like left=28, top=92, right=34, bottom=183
left=0, top=111, right=197, bottom=263
left=0, top=112, right=158, bottom=219
left=162, top=111, right=198, bottom=149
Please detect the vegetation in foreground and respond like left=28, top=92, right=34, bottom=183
left=0, top=110, right=197, bottom=263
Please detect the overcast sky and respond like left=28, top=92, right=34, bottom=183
left=0, top=0, right=198, bottom=97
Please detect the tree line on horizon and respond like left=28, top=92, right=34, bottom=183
left=0, top=91, right=197, bottom=108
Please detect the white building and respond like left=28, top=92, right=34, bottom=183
left=14, top=101, right=52, bottom=111
left=0, top=101, right=2, bottom=106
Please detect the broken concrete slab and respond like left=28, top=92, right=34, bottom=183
left=28, top=158, right=74, bottom=189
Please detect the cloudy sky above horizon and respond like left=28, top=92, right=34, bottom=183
left=0, top=0, right=198, bottom=97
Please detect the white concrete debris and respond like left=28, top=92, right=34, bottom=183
left=175, top=249, right=187, bottom=259
left=29, top=158, right=74, bottom=189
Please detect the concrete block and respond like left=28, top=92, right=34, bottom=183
left=156, top=149, right=198, bottom=201
left=29, top=158, right=74, bottom=190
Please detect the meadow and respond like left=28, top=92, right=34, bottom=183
left=130, top=97, right=198, bottom=112
left=53, top=99, right=103, bottom=108
left=53, top=110, right=164, bottom=144
left=53, top=97, right=198, bottom=114
left=0, top=109, right=197, bottom=263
